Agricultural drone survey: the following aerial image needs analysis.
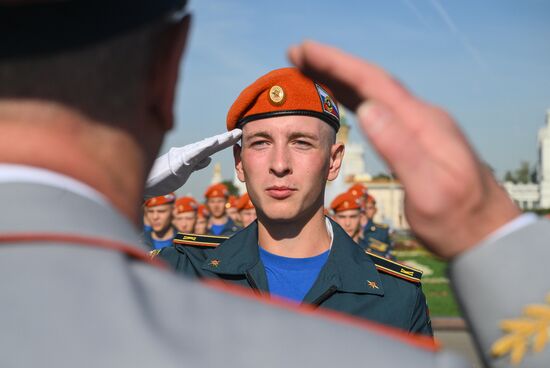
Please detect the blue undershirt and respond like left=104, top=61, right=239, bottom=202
left=210, top=223, right=225, bottom=235
left=151, top=238, right=173, bottom=250
left=259, top=246, right=330, bottom=303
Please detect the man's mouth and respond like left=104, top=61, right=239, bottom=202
left=265, top=186, right=297, bottom=200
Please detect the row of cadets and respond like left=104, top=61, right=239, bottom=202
left=330, top=184, right=394, bottom=259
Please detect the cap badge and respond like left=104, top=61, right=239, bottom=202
left=315, top=83, right=339, bottom=120
left=269, top=85, right=286, bottom=106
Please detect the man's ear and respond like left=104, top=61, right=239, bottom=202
left=233, top=144, right=245, bottom=182
left=149, top=14, right=192, bottom=131
left=327, top=142, right=345, bottom=181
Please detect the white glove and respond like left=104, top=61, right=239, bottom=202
left=144, top=129, right=242, bottom=198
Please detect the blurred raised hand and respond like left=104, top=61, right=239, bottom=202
left=289, top=41, right=519, bottom=259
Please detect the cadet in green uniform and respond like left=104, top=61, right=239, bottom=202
left=159, top=67, right=432, bottom=336
left=358, top=194, right=394, bottom=259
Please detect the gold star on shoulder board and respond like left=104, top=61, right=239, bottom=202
left=209, top=259, right=221, bottom=267
left=491, top=293, right=550, bottom=365
left=367, top=280, right=379, bottom=289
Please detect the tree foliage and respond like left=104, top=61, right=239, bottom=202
left=503, top=161, right=537, bottom=184
left=221, top=180, right=240, bottom=196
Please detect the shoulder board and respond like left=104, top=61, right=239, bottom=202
left=366, top=251, right=423, bottom=283
left=368, top=237, right=388, bottom=249
left=174, top=233, right=229, bottom=248
left=373, top=222, right=388, bottom=229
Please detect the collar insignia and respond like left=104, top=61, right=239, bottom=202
left=367, top=280, right=379, bottom=289
left=209, top=259, right=221, bottom=267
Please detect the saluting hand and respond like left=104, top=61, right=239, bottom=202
left=145, top=129, right=242, bottom=198
left=289, top=41, right=520, bottom=259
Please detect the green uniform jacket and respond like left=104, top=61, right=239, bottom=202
left=159, top=218, right=432, bottom=336
left=359, top=219, right=393, bottom=259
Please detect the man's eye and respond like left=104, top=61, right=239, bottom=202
left=250, top=140, right=268, bottom=147
left=294, top=140, right=312, bottom=148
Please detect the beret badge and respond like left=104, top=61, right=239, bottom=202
left=268, top=85, right=286, bottom=106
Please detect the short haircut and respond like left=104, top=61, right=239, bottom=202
left=0, top=20, right=162, bottom=126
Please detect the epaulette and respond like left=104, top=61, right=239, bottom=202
left=174, top=233, right=229, bottom=248
left=368, top=238, right=388, bottom=252
left=374, top=222, right=388, bottom=229
left=366, top=251, right=423, bottom=283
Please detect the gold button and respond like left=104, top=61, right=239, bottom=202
left=269, top=85, right=286, bottom=105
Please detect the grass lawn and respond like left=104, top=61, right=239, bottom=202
left=394, top=249, right=461, bottom=317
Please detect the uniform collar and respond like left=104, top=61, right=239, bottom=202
left=303, top=218, right=384, bottom=303
left=201, top=218, right=384, bottom=298
left=0, top=164, right=109, bottom=208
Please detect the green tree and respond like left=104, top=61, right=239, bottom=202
left=515, top=161, right=531, bottom=184
left=503, top=161, right=537, bottom=184
left=372, top=173, right=391, bottom=181
left=221, top=180, right=240, bottom=196
left=504, top=170, right=515, bottom=183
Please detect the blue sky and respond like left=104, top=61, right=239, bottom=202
left=162, top=0, right=550, bottom=198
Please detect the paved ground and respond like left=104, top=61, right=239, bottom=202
left=433, top=318, right=483, bottom=367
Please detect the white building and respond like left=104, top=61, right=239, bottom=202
left=503, top=109, right=550, bottom=210
left=537, top=110, right=550, bottom=208
left=502, top=182, right=539, bottom=210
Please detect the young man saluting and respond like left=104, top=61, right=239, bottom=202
left=159, top=68, right=431, bottom=335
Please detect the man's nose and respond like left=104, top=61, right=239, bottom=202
left=269, top=144, right=292, bottom=177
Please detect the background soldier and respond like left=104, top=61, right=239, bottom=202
left=143, top=193, right=177, bottom=250
left=359, top=194, right=394, bottom=259
left=172, top=196, right=198, bottom=233
left=204, top=183, right=241, bottom=236
left=225, top=195, right=241, bottom=225
left=237, top=192, right=257, bottom=228
left=330, top=192, right=363, bottom=243
left=194, top=204, right=210, bottom=235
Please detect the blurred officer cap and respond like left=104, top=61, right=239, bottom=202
left=1, top=0, right=188, bottom=58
